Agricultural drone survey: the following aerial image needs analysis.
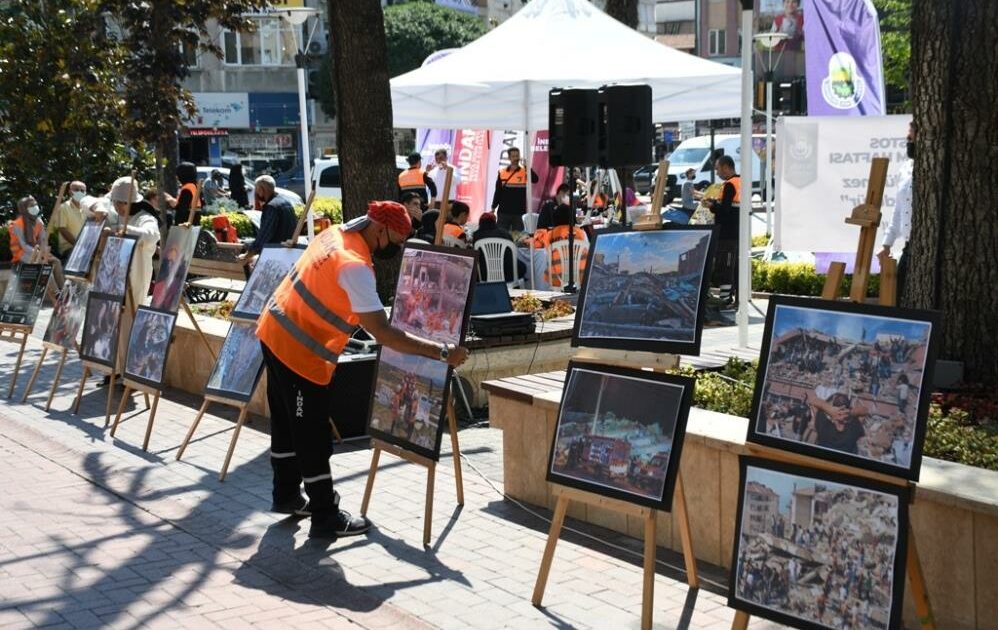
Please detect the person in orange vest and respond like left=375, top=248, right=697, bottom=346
left=442, top=201, right=470, bottom=248
left=397, top=152, right=437, bottom=205
left=173, top=162, right=201, bottom=226
left=703, top=154, right=741, bottom=304
left=255, top=200, right=469, bottom=539
left=527, top=205, right=587, bottom=289
left=491, top=147, right=539, bottom=233
left=10, top=196, right=65, bottom=286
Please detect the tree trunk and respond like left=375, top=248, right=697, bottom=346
left=906, top=1, right=998, bottom=384
left=327, top=0, right=401, bottom=299
left=604, top=0, right=639, bottom=29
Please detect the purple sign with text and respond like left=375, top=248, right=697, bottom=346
left=804, top=0, right=886, bottom=116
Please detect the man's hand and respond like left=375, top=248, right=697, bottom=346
left=446, top=345, right=470, bottom=368
left=877, top=245, right=893, bottom=261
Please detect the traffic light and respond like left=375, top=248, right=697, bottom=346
left=790, top=77, right=807, bottom=114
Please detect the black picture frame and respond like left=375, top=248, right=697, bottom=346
left=729, top=456, right=910, bottom=630
left=80, top=293, right=122, bottom=368
left=123, top=307, right=178, bottom=389
left=571, top=225, right=717, bottom=357
left=43, top=279, right=89, bottom=350
left=545, top=360, right=695, bottom=511
left=64, top=219, right=106, bottom=278
left=230, top=244, right=305, bottom=322
left=150, top=225, right=201, bottom=313
left=205, top=321, right=265, bottom=403
left=0, top=263, right=53, bottom=327
left=92, top=234, right=138, bottom=304
left=366, top=242, right=478, bottom=461
left=748, top=295, right=940, bottom=480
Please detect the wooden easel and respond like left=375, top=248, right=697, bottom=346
left=360, top=392, right=465, bottom=546
left=530, top=343, right=699, bottom=630
left=433, top=166, right=455, bottom=247
left=1, top=323, right=33, bottom=399
left=732, top=158, right=935, bottom=630
left=632, top=159, right=670, bottom=231
left=21, top=340, right=72, bottom=411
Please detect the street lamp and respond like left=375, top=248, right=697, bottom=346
left=276, top=6, right=319, bottom=239
left=753, top=32, right=788, bottom=241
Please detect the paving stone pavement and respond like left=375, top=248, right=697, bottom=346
left=0, top=315, right=784, bottom=630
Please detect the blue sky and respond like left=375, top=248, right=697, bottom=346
left=746, top=465, right=897, bottom=512
left=596, top=231, right=710, bottom=274
left=772, top=304, right=932, bottom=344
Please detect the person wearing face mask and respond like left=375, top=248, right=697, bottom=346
left=11, top=195, right=66, bottom=287
left=255, top=200, right=471, bottom=540
left=49, top=180, right=94, bottom=263
left=879, top=122, right=916, bottom=296
left=239, top=175, right=297, bottom=272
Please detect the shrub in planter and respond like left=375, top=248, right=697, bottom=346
left=923, top=406, right=998, bottom=471
left=751, top=260, right=881, bottom=298
left=199, top=212, right=255, bottom=238
left=309, top=197, right=343, bottom=224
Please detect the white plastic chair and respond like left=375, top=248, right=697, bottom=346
left=474, top=237, right=523, bottom=288
left=442, top=234, right=468, bottom=249
left=549, top=238, right=588, bottom=288
left=521, top=212, right=539, bottom=235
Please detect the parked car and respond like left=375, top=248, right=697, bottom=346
left=195, top=166, right=303, bottom=208
left=632, top=163, right=659, bottom=194
left=312, top=155, right=411, bottom=200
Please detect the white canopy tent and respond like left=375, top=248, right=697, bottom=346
left=390, top=0, right=742, bottom=130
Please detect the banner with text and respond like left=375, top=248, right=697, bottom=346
left=777, top=115, right=911, bottom=257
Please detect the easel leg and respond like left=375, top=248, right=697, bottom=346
left=143, top=393, right=150, bottom=410
left=142, top=392, right=161, bottom=451
left=111, top=386, right=131, bottom=436
left=641, top=510, right=657, bottom=630
left=820, top=261, right=846, bottom=300
left=906, top=527, right=935, bottom=629
left=329, top=417, right=343, bottom=443
left=423, top=462, right=436, bottom=547
left=176, top=399, right=210, bottom=461
left=20, top=346, right=49, bottom=403
left=532, top=494, right=570, bottom=607
left=72, top=367, right=89, bottom=414
left=731, top=610, right=750, bottom=630
left=219, top=406, right=250, bottom=482
left=360, top=447, right=382, bottom=517
left=182, top=300, right=217, bottom=361
left=673, top=474, right=700, bottom=588
left=104, top=372, right=117, bottom=427
left=6, top=332, right=29, bottom=398
left=447, top=403, right=465, bottom=506
left=45, top=351, right=67, bottom=412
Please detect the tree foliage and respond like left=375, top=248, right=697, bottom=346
left=873, top=0, right=912, bottom=104
left=0, top=0, right=134, bottom=220
left=383, top=1, right=488, bottom=78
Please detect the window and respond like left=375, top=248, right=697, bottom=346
left=318, top=165, right=341, bottom=188
left=657, top=20, right=694, bottom=35
left=708, top=29, right=726, bottom=56
left=223, top=17, right=297, bottom=66
left=179, top=40, right=198, bottom=67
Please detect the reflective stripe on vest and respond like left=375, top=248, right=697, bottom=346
left=499, top=166, right=527, bottom=188
left=264, top=299, right=342, bottom=365
left=286, top=267, right=357, bottom=336
left=398, top=167, right=424, bottom=191
left=728, top=176, right=741, bottom=205
left=180, top=182, right=201, bottom=209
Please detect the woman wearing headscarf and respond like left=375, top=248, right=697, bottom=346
left=228, top=163, right=249, bottom=208
left=174, top=162, right=200, bottom=225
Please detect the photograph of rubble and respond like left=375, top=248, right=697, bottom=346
left=573, top=227, right=715, bottom=355
left=729, top=457, right=909, bottom=630
left=750, top=296, right=939, bottom=480
left=547, top=361, right=694, bottom=510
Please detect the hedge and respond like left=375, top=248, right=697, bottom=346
left=751, top=260, right=881, bottom=298
left=307, top=197, right=343, bottom=224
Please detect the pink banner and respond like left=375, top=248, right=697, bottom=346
left=530, top=130, right=564, bottom=210
left=453, top=128, right=491, bottom=222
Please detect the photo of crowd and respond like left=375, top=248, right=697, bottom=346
left=0, top=263, right=53, bottom=326
left=390, top=246, right=476, bottom=347
left=548, top=363, right=693, bottom=509
left=575, top=228, right=713, bottom=353
left=206, top=322, right=265, bottom=401
left=124, top=308, right=176, bottom=387
left=93, top=235, right=137, bottom=302
left=368, top=347, right=449, bottom=460
left=43, top=280, right=89, bottom=349
left=232, top=247, right=303, bottom=320
left=753, top=299, right=936, bottom=477
left=151, top=226, right=200, bottom=312
left=64, top=219, right=104, bottom=277
left=80, top=294, right=122, bottom=367
left=731, top=458, right=907, bottom=630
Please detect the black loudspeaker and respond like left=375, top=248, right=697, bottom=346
left=548, top=88, right=599, bottom=166
left=328, top=354, right=378, bottom=439
left=597, top=84, right=653, bottom=168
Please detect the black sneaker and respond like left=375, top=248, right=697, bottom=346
left=271, top=495, right=310, bottom=517
left=308, top=510, right=371, bottom=539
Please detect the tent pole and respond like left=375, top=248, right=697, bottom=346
left=737, top=0, right=754, bottom=349
left=525, top=86, right=535, bottom=290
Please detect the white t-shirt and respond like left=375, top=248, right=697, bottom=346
left=430, top=163, right=462, bottom=202
left=337, top=264, right=384, bottom=313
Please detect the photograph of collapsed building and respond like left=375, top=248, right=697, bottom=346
left=574, top=227, right=715, bottom=355
left=751, top=297, right=939, bottom=479
left=368, top=346, right=450, bottom=460
left=231, top=246, right=304, bottom=321
left=547, top=361, right=694, bottom=510
left=730, top=457, right=909, bottom=630
left=391, top=245, right=476, bottom=347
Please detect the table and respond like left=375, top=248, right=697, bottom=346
left=188, top=277, right=246, bottom=295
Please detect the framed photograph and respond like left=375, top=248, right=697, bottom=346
left=545, top=361, right=695, bottom=511
left=123, top=307, right=177, bottom=389
left=150, top=225, right=201, bottom=312
left=230, top=245, right=305, bottom=321
left=729, top=456, right=909, bottom=630
left=205, top=321, right=265, bottom=403
left=80, top=294, right=122, bottom=368
left=366, top=243, right=478, bottom=460
left=0, top=263, right=53, bottom=327
left=43, top=279, right=90, bottom=349
left=64, top=219, right=105, bottom=277
left=92, top=234, right=138, bottom=303
left=749, top=296, right=940, bottom=480
left=572, top=226, right=716, bottom=356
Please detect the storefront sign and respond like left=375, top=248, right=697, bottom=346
left=187, top=128, right=229, bottom=137
left=187, top=93, right=250, bottom=129
left=227, top=133, right=294, bottom=151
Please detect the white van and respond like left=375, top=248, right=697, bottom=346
left=663, top=134, right=765, bottom=199
left=312, top=155, right=411, bottom=200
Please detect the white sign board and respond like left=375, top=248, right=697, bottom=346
left=776, top=115, right=911, bottom=254
left=187, top=92, right=250, bottom=129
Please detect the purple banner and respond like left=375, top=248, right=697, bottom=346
left=804, top=0, right=885, bottom=116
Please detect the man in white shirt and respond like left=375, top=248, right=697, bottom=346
left=427, top=148, right=461, bottom=209
left=879, top=122, right=915, bottom=295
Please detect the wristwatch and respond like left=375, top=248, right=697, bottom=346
left=439, top=343, right=451, bottom=361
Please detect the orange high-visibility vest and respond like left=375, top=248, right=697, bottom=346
left=180, top=182, right=201, bottom=209
left=544, top=225, right=588, bottom=287
left=398, top=167, right=425, bottom=193
left=498, top=166, right=528, bottom=189
left=9, top=216, right=44, bottom=263
left=727, top=175, right=741, bottom=205
left=443, top=223, right=466, bottom=242
left=256, top=228, right=370, bottom=384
